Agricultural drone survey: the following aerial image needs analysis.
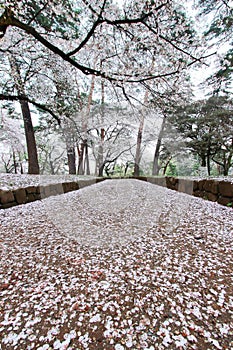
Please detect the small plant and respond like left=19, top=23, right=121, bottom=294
left=227, top=202, right=232, bottom=207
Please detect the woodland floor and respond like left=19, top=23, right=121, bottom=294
left=0, top=179, right=233, bottom=350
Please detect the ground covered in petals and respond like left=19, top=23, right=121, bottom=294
left=0, top=179, right=233, bottom=350
left=0, top=174, right=93, bottom=191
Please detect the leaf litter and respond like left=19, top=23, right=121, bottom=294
left=0, top=179, right=233, bottom=349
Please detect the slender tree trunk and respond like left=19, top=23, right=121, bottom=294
left=163, top=157, right=172, bottom=175
left=97, top=79, right=105, bottom=176
left=18, top=151, right=24, bottom=174
left=85, top=142, right=90, bottom=175
left=133, top=90, right=149, bottom=176
left=9, top=55, right=39, bottom=174
left=78, top=73, right=96, bottom=175
left=133, top=116, right=144, bottom=176
left=49, top=154, right=55, bottom=175
left=152, top=115, right=166, bottom=175
left=133, top=60, right=154, bottom=177
left=78, top=141, right=85, bottom=175
left=98, top=128, right=105, bottom=173
left=12, top=149, right=17, bottom=173
left=207, top=152, right=211, bottom=176
left=124, top=162, right=129, bottom=176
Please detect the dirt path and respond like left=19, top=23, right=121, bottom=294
left=0, top=180, right=233, bottom=349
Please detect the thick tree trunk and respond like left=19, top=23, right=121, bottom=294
left=98, top=162, right=105, bottom=177
left=152, top=115, right=166, bottom=175
left=9, top=55, right=39, bottom=174
left=20, top=98, right=40, bottom=174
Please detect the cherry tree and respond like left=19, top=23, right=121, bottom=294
left=0, top=107, right=26, bottom=173
left=197, top=0, right=233, bottom=93
left=0, top=1, right=210, bottom=87
left=0, top=32, right=61, bottom=174
left=0, top=0, right=214, bottom=176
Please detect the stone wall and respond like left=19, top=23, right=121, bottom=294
left=0, top=178, right=105, bottom=210
left=0, top=176, right=232, bottom=210
left=137, top=176, right=233, bottom=208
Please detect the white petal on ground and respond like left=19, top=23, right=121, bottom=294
left=0, top=179, right=233, bottom=349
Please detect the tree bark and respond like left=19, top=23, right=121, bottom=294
left=20, top=98, right=40, bottom=174
left=9, top=55, right=39, bottom=174
left=133, top=117, right=144, bottom=176
left=133, top=90, right=149, bottom=176
left=78, top=72, right=96, bottom=175
left=206, top=151, right=211, bottom=176
left=97, top=80, right=105, bottom=175
left=152, top=115, right=166, bottom=175
left=67, top=147, right=76, bottom=174
left=98, top=162, right=105, bottom=177
left=12, top=149, right=17, bottom=173
left=85, top=141, right=90, bottom=175
left=78, top=140, right=85, bottom=175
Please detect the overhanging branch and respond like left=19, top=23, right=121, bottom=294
left=0, top=93, right=61, bottom=124
left=0, top=6, right=212, bottom=84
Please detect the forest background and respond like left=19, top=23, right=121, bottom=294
left=0, top=0, right=232, bottom=178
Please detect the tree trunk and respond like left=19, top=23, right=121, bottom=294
left=20, top=98, right=40, bottom=174
left=207, top=152, right=211, bottom=176
left=9, top=55, right=39, bottom=174
left=124, top=162, right=130, bottom=176
left=78, top=73, right=96, bottom=175
left=67, top=147, right=76, bottom=174
left=133, top=117, right=144, bottom=176
left=133, top=61, right=154, bottom=177
left=152, top=115, right=166, bottom=175
left=78, top=141, right=85, bottom=175
left=98, top=162, right=105, bottom=177
left=163, top=157, right=172, bottom=175
left=97, top=79, right=105, bottom=176
left=12, top=149, right=17, bottom=173
left=97, top=127, right=105, bottom=175
left=201, top=154, right=206, bottom=167
left=133, top=89, right=149, bottom=177
left=85, top=142, right=90, bottom=175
